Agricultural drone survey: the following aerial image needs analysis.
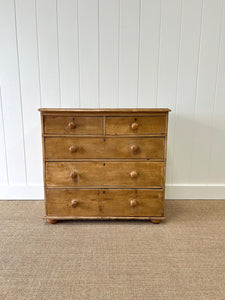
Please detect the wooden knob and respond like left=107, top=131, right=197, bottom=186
left=131, top=144, right=139, bottom=153
left=69, top=145, right=78, bottom=153
left=70, top=199, right=79, bottom=207
left=68, top=121, right=76, bottom=129
left=130, top=170, right=138, bottom=178
left=130, top=199, right=137, bottom=207
left=131, top=122, right=139, bottom=130
left=70, top=171, right=78, bottom=179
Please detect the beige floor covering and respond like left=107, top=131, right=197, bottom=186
left=0, top=200, right=225, bottom=300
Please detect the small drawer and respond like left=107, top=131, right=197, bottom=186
left=106, top=116, right=166, bottom=135
left=45, top=137, right=165, bottom=159
left=46, top=161, right=164, bottom=188
left=46, top=189, right=164, bottom=217
left=44, top=116, right=103, bottom=135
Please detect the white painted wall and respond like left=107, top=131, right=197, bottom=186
left=0, top=0, right=225, bottom=200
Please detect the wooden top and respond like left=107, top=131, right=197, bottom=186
left=38, top=108, right=171, bottom=113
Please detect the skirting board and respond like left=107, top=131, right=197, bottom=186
left=0, top=184, right=225, bottom=200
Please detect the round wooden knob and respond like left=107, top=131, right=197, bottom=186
left=68, top=121, right=76, bottom=129
left=70, top=199, right=79, bottom=207
left=131, top=144, right=139, bottom=153
left=69, top=145, right=78, bottom=153
left=70, top=171, right=78, bottom=179
left=130, top=199, right=137, bottom=207
left=130, top=170, right=138, bottom=178
left=131, top=122, right=139, bottom=130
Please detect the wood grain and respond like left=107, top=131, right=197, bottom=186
left=44, top=116, right=103, bottom=134
left=46, top=161, right=164, bottom=188
left=44, top=216, right=166, bottom=220
left=39, top=108, right=171, bottom=113
left=106, top=116, right=167, bottom=135
left=40, top=108, right=169, bottom=222
left=45, top=136, right=164, bottom=159
left=46, top=188, right=164, bottom=217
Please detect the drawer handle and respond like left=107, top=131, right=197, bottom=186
left=70, top=199, right=79, bottom=208
left=131, top=144, right=139, bottom=153
left=130, top=170, right=138, bottom=178
left=130, top=199, right=138, bottom=207
left=68, top=121, right=76, bottom=129
left=69, top=145, right=78, bottom=153
left=131, top=122, right=139, bottom=130
left=70, top=171, right=78, bottom=179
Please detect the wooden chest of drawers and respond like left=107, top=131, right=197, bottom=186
left=39, top=108, right=170, bottom=224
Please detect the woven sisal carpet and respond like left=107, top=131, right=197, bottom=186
left=0, top=200, right=225, bottom=300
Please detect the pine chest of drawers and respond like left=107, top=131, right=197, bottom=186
left=39, top=108, right=170, bottom=224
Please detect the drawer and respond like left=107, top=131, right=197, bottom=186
left=106, top=116, right=166, bottom=135
left=46, top=189, right=164, bottom=217
left=44, top=116, right=103, bottom=135
left=46, top=161, right=164, bottom=188
left=45, top=137, right=164, bottom=159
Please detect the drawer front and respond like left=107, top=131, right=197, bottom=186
left=45, top=137, right=164, bottom=159
left=44, top=116, right=103, bottom=135
left=46, top=189, right=164, bottom=217
left=106, top=116, right=166, bottom=135
left=46, top=161, right=164, bottom=188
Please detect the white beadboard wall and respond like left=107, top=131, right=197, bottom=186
left=0, top=0, right=225, bottom=200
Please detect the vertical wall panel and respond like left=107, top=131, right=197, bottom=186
left=119, top=0, right=140, bottom=107
left=57, top=0, right=80, bottom=107
left=0, top=0, right=26, bottom=184
left=15, top=0, right=43, bottom=185
left=157, top=0, right=182, bottom=183
left=190, top=0, right=223, bottom=183
left=36, top=0, right=60, bottom=107
left=172, top=0, right=202, bottom=184
left=99, top=0, right=119, bottom=108
left=209, top=1, right=225, bottom=183
left=0, top=89, right=8, bottom=185
left=78, top=0, right=99, bottom=108
left=138, top=0, right=161, bottom=107
left=0, top=1, right=225, bottom=199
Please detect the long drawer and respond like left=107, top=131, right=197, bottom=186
left=45, top=137, right=164, bottom=159
left=46, top=189, right=164, bottom=217
left=46, top=161, right=164, bottom=188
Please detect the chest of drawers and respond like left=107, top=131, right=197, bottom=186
left=39, top=108, right=170, bottom=224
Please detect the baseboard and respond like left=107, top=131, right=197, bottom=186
left=0, top=185, right=44, bottom=200
left=0, top=184, right=225, bottom=200
left=166, top=184, right=225, bottom=199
